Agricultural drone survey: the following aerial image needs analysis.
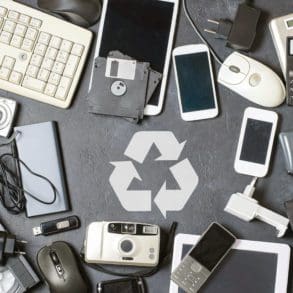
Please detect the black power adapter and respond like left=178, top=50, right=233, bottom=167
left=0, top=231, right=26, bottom=265
left=204, top=3, right=261, bottom=51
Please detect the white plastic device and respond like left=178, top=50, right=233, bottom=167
left=0, top=1, right=93, bottom=108
left=224, top=178, right=289, bottom=238
left=172, top=44, right=218, bottom=121
left=84, top=221, right=160, bottom=267
left=90, top=0, right=179, bottom=116
left=234, top=107, right=278, bottom=178
left=270, top=13, right=293, bottom=77
left=218, top=52, right=285, bottom=108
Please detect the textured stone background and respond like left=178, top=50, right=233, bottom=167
left=1, top=0, right=293, bottom=292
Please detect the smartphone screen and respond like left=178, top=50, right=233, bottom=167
left=189, top=223, right=235, bottom=271
left=240, top=119, right=273, bottom=164
left=174, top=52, right=216, bottom=112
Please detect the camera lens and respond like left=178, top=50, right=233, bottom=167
left=120, top=239, right=133, bottom=253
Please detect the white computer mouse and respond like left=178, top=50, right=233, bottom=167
left=218, top=52, right=286, bottom=107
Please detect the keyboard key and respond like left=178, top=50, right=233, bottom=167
left=30, top=54, right=43, bottom=67
left=7, top=11, right=19, bottom=21
left=46, top=47, right=58, bottom=60
left=2, top=56, right=15, bottom=69
left=0, top=7, right=7, bottom=17
left=60, top=40, right=73, bottom=52
left=50, top=36, right=62, bottom=49
left=34, top=43, right=47, bottom=56
left=3, top=20, right=16, bottom=33
left=0, top=31, right=12, bottom=44
left=21, top=39, right=34, bottom=51
left=39, top=32, right=51, bottom=45
left=23, top=76, right=45, bottom=92
left=26, top=27, right=38, bottom=40
left=71, top=44, right=84, bottom=56
left=55, top=76, right=71, bottom=100
left=52, top=62, right=65, bottom=74
left=15, top=24, right=27, bottom=37
left=38, top=68, right=50, bottom=82
left=19, top=14, right=30, bottom=24
left=42, top=58, right=54, bottom=71
left=0, top=67, right=10, bottom=80
left=56, top=51, right=69, bottom=63
left=48, top=72, right=61, bottom=85
left=30, top=18, right=42, bottom=28
left=27, top=65, right=39, bottom=78
left=9, top=71, right=22, bottom=84
left=63, top=55, right=80, bottom=78
left=44, top=84, right=57, bottom=97
left=10, top=35, right=23, bottom=48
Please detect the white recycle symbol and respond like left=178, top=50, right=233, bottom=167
left=109, top=131, right=199, bottom=217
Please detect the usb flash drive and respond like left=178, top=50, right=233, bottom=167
left=32, top=216, right=80, bottom=236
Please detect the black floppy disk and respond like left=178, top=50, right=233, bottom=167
left=87, top=51, right=162, bottom=122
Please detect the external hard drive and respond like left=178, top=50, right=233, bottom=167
left=15, top=121, right=69, bottom=217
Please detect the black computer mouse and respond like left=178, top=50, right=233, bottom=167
left=38, top=0, right=101, bottom=28
left=37, top=241, right=89, bottom=293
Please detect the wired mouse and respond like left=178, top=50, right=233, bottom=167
left=218, top=52, right=286, bottom=108
left=37, top=241, right=89, bottom=293
left=38, top=0, right=101, bottom=28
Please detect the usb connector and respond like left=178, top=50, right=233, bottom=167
left=32, top=216, right=80, bottom=236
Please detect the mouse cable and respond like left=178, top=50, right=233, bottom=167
left=80, top=222, right=177, bottom=278
left=0, top=133, right=58, bottom=214
left=183, top=0, right=223, bottom=65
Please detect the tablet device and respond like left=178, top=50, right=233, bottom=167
left=90, top=0, right=179, bottom=116
left=170, top=234, right=290, bottom=293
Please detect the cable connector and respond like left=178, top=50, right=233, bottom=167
left=0, top=231, right=27, bottom=265
left=204, top=3, right=261, bottom=51
left=224, top=178, right=289, bottom=238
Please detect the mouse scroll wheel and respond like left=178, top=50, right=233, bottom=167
left=229, top=65, right=241, bottom=73
left=50, top=251, right=60, bottom=265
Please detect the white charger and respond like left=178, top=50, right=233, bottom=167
left=224, top=177, right=289, bottom=237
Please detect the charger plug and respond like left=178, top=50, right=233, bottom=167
left=0, top=231, right=26, bottom=265
left=204, top=3, right=261, bottom=51
left=224, top=178, right=289, bottom=238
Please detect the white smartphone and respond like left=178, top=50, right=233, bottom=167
left=172, top=44, right=219, bottom=121
left=90, top=0, right=179, bottom=116
left=234, top=107, right=278, bottom=177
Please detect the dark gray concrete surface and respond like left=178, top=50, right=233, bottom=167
left=1, top=0, right=293, bottom=292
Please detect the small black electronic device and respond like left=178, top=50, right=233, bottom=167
left=33, top=216, right=80, bottom=236
left=204, top=3, right=261, bottom=51
left=37, top=241, right=89, bottom=293
left=97, top=277, right=145, bottom=293
left=286, top=37, right=293, bottom=105
left=171, top=223, right=236, bottom=293
left=38, top=0, right=101, bottom=28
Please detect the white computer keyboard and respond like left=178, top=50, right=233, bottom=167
left=0, top=0, right=93, bottom=108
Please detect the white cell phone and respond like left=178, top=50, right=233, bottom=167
left=234, top=107, right=278, bottom=177
left=172, top=44, right=219, bottom=121
left=91, top=0, right=179, bottom=116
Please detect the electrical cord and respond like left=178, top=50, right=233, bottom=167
left=0, top=132, right=58, bottom=214
left=182, top=0, right=223, bottom=65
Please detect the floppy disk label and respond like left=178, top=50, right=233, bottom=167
left=105, top=58, right=137, bottom=80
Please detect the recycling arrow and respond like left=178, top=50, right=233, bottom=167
left=154, top=158, right=198, bottom=217
left=124, top=131, right=186, bottom=163
left=109, top=161, right=152, bottom=211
